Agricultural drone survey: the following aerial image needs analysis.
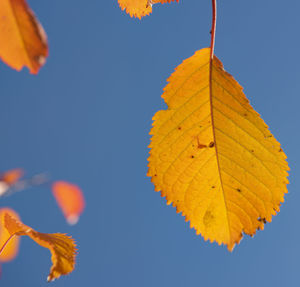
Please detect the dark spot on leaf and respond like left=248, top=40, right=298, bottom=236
left=251, top=149, right=254, bottom=153
left=191, top=155, right=195, bottom=159
left=178, top=126, right=182, bottom=130
left=236, top=188, right=241, bottom=193
left=198, top=144, right=207, bottom=149
left=203, top=210, right=214, bottom=226
left=211, top=186, right=215, bottom=189
left=258, top=217, right=267, bottom=224
left=279, top=148, right=283, bottom=152
left=195, top=136, right=207, bottom=149
left=209, top=142, right=215, bottom=148
left=244, top=113, right=247, bottom=116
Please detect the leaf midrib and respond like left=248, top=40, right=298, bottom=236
left=209, top=56, right=232, bottom=245
left=8, top=0, right=32, bottom=69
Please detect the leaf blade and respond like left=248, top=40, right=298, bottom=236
left=118, top=0, right=179, bottom=19
left=0, top=0, right=48, bottom=73
left=148, top=48, right=289, bottom=250
left=52, top=181, right=85, bottom=225
left=0, top=208, right=20, bottom=262
left=2, top=212, right=77, bottom=281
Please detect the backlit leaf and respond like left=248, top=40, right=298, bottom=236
left=0, top=0, right=48, bottom=73
left=118, top=0, right=178, bottom=19
left=1, top=212, right=77, bottom=281
left=0, top=169, right=24, bottom=196
left=52, top=181, right=85, bottom=225
left=148, top=48, right=289, bottom=251
left=0, top=168, right=24, bottom=185
left=0, top=208, right=20, bottom=262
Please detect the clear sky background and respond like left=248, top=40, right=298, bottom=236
left=0, top=0, right=299, bottom=286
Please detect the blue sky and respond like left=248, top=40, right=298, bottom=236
left=0, top=0, right=299, bottom=286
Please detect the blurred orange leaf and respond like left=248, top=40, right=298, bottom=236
left=148, top=48, right=289, bottom=250
left=0, top=208, right=20, bottom=262
left=118, top=0, right=178, bottom=19
left=52, top=181, right=85, bottom=225
left=1, top=168, right=24, bottom=185
left=1, top=212, right=77, bottom=281
left=0, top=0, right=48, bottom=73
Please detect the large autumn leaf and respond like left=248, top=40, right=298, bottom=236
left=148, top=48, right=289, bottom=251
left=0, top=212, right=77, bottom=281
left=118, top=0, right=178, bottom=19
left=0, top=0, right=48, bottom=73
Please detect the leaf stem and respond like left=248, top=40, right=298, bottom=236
left=210, top=0, right=217, bottom=60
left=0, top=234, right=15, bottom=255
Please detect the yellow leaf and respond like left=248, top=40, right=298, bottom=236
left=0, top=208, right=20, bottom=262
left=2, top=212, right=77, bottom=281
left=148, top=48, right=289, bottom=251
left=118, top=0, right=178, bottom=19
left=0, top=0, right=48, bottom=74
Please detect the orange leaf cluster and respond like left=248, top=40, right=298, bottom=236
left=148, top=48, right=289, bottom=250
left=0, top=0, right=48, bottom=73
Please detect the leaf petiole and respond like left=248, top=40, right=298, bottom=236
left=210, top=0, right=217, bottom=60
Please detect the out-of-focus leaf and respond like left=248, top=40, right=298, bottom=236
left=52, top=181, right=85, bottom=225
left=0, top=0, right=48, bottom=73
left=0, top=168, right=24, bottom=185
left=0, top=208, right=20, bottom=262
left=1, top=212, right=77, bottom=281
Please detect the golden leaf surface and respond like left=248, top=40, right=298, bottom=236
left=2, top=212, right=77, bottom=281
left=148, top=48, right=289, bottom=251
left=0, top=208, right=20, bottom=262
left=118, top=0, right=178, bottom=19
left=0, top=0, right=48, bottom=73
